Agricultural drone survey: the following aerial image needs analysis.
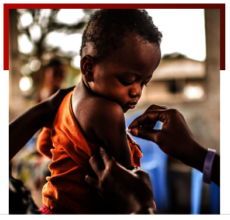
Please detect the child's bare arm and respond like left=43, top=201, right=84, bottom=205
left=92, top=100, right=131, bottom=168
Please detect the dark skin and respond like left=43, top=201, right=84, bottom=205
left=85, top=105, right=219, bottom=214
left=9, top=87, right=74, bottom=161
left=9, top=90, right=219, bottom=213
left=10, top=34, right=161, bottom=214
left=9, top=87, right=74, bottom=214
left=85, top=147, right=156, bottom=214
left=128, top=104, right=220, bottom=186
left=72, top=34, right=161, bottom=168
left=9, top=96, right=156, bottom=214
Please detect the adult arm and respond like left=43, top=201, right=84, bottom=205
left=9, top=87, right=74, bottom=161
left=128, top=104, right=220, bottom=186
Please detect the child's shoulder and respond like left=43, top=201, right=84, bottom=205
left=88, top=96, right=124, bottom=120
left=73, top=94, right=125, bottom=143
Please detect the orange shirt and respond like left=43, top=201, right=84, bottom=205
left=37, top=91, right=142, bottom=214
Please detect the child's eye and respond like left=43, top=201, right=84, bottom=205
left=120, top=79, right=134, bottom=86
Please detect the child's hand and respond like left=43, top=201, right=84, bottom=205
left=85, top=147, right=155, bottom=214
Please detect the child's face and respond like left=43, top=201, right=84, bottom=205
left=88, top=35, right=161, bottom=113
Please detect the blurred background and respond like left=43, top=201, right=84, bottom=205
left=9, top=9, right=220, bottom=214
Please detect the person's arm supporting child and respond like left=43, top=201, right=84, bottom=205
left=9, top=87, right=74, bottom=161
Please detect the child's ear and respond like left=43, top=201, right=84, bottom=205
left=80, top=55, right=95, bottom=82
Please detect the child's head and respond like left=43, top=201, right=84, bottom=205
left=80, top=9, right=162, bottom=112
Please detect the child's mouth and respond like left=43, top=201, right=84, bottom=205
left=127, top=104, right=136, bottom=109
left=125, top=102, right=137, bottom=109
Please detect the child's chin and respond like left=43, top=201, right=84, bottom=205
left=122, top=107, right=129, bottom=113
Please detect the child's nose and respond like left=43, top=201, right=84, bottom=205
left=129, top=84, right=141, bottom=98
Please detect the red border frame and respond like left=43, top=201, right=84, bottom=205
left=4, top=3, right=225, bottom=70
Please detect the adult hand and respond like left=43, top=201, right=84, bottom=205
left=85, top=147, right=155, bottom=214
left=129, top=104, right=205, bottom=165
left=128, top=104, right=219, bottom=186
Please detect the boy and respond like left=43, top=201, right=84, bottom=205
left=37, top=9, right=162, bottom=214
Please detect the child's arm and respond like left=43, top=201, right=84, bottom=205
left=91, top=99, right=131, bottom=168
